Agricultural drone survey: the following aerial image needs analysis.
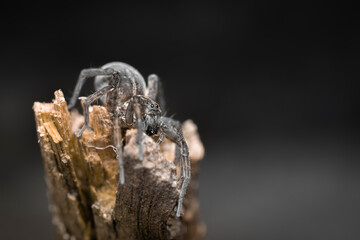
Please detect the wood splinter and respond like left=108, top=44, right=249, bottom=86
left=33, top=90, right=206, bottom=240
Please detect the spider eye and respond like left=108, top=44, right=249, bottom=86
left=155, top=104, right=158, bottom=108
left=151, top=104, right=154, bottom=108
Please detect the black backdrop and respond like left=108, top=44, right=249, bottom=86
left=0, top=2, right=359, bottom=239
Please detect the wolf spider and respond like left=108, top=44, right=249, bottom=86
left=67, top=62, right=190, bottom=217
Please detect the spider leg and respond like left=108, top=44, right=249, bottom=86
left=68, top=67, right=115, bottom=109
left=162, top=119, right=182, bottom=165
left=77, top=85, right=113, bottom=138
left=146, top=74, right=166, bottom=112
left=125, top=96, right=145, bottom=161
left=160, top=117, right=190, bottom=217
left=134, top=97, right=144, bottom=161
left=146, top=74, right=159, bottom=100
left=156, top=132, right=165, bottom=145
left=113, top=117, right=125, bottom=184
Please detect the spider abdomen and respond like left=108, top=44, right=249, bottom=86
left=94, top=62, right=146, bottom=104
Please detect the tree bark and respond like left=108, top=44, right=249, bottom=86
left=33, top=90, right=206, bottom=240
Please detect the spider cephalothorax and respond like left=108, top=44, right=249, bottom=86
left=67, top=62, right=190, bottom=217
left=140, top=98, right=162, bottom=136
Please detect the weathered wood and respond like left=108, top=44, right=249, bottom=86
left=33, top=90, right=205, bottom=240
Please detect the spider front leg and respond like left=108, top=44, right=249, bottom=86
left=125, top=96, right=145, bottom=160
left=160, top=117, right=191, bottom=217
left=77, top=85, right=113, bottom=138
left=68, top=67, right=115, bottom=109
left=159, top=118, right=182, bottom=165
left=146, top=74, right=166, bottom=113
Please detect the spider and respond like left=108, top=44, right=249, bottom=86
left=67, top=62, right=190, bottom=217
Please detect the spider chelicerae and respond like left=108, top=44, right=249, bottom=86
left=67, top=62, right=190, bottom=217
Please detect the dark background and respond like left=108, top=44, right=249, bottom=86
left=0, top=2, right=359, bottom=240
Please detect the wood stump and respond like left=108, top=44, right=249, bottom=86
left=33, top=90, right=206, bottom=240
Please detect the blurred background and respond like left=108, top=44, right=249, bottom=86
left=0, top=2, right=359, bottom=239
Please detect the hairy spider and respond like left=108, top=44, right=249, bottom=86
left=67, top=62, right=190, bottom=217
